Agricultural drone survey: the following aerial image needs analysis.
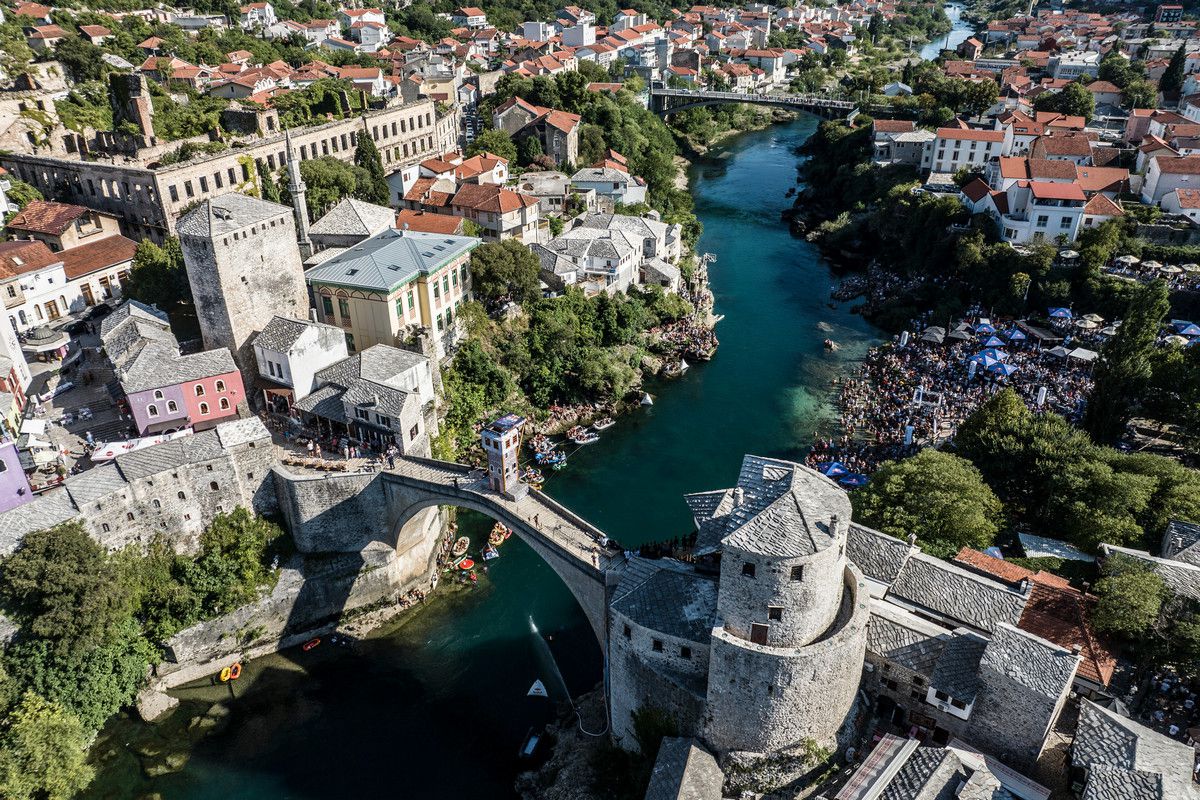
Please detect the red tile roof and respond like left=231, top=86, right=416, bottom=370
left=58, top=235, right=137, bottom=280
left=936, top=127, right=1005, bottom=142
left=0, top=240, right=58, bottom=279
left=7, top=201, right=91, bottom=236
left=450, top=183, right=538, bottom=213
left=874, top=119, right=916, bottom=133
left=395, top=210, right=466, bottom=235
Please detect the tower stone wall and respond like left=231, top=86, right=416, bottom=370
left=179, top=194, right=310, bottom=377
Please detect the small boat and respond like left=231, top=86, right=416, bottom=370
left=229, top=662, right=242, bottom=680
left=302, top=638, right=321, bottom=652
left=679, top=359, right=689, bottom=373
left=518, top=728, right=542, bottom=760
left=536, top=450, right=566, bottom=466
left=592, top=417, right=615, bottom=431
left=459, top=558, right=475, bottom=570
left=641, top=393, right=653, bottom=406
left=489, top=523, right=509, bottom=546
left=219, top=666, right=232, bottom=682
left=483, top=544, right=499, bottom=560
left=551, top=459, right=568, bottom=471
left=570, top=429, right=600, bottom=445
left=451, top=536, right=470, bottom=558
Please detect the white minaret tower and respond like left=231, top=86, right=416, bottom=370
left=285, top=128, right=313, bottom=259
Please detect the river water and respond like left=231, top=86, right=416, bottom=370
left=86, top=116, right=881, bottom=799
left=920, top=3, right=976, bottom=61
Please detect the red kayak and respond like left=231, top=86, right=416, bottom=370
left=460, top=558, right=475, bottom=570
left=302, top=638, right=321, bottom=651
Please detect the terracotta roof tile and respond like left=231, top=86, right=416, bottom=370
left=7, top=201, right=90, bottom=236
left=58, top=235, right=137, bottom=280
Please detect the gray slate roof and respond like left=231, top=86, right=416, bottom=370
left=879, top=746, right=959, bottom=800
left=644, top=737, right=724, bottom=800
left=929, top=632, right=988, bottom=703
left=0, top=491, right=78, bottom=555
left=118, top=344, right=238, bottom=393
left=177, top=193, right=291, bottom=238
left=867, top=602, right=950, bottom=676
left=310, top=197, right=396, bottom=238
left=1081, top=763, right=1162, bottom=800
left=253, top=315, right=341, bottom=353
left=1074, top=700, right=1200, bottom=799
left=611, top=568, right=717, bottom=643
left=1162, top=519, right=1200, bottom=566
left=100, top=299, right=170, bottom=339
left=293, top=383, right=347, bottom=422
left=848, top=522, right=915, bottom=583
left=65, top=462, right=127, bottom=506
left=978, top=622, right=1078, bottom=700
left=1100, top=544, right=1200, bottom=601
left=316, top=345, right=427, bottom=389
left=304, top=228, right=478, bottom=292
left=887, top=553, right=1029, bottom=634
left=115, top=429, right=227, bottom=480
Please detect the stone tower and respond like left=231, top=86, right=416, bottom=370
left=702, top=458, right=870, bottom=754
left=284, top=129, right=313, bottom=259
left=177, top=193, right=309, bottom=377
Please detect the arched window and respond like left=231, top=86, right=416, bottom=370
left=177, top=491, right=186, bottom=500
left=195, top=384, right=205, bottom=396
left=126, top=512, right=134, bottom=521
left=167, top=401, right=178, bottom=413
left=101, top=523, right=109, bottom=532
left=219, top=397, right=230, bottom=411
left=215, top=379, right=226, bottom=392
left=152, top=499, right=160, bottom=509
left=209, top=481, right=219, bottom=491
left=147, top=404, right=158, bottom=417
left=153, top=389, right=164, bottom=400
left=199, top=402, right=209, bottom=415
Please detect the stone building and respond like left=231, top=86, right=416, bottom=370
left=178, top=193, right=310, bottom=377
left=0, top=417, right=277, bottom=555
left=1, top=99, right=458, bottom=243
left=612, top=455, right=1083, bottom=777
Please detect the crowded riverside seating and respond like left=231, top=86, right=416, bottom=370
left=808, top=309, right=1112, bottom=478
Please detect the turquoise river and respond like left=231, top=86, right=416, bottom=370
left=86, top=115, right=884, bottom=799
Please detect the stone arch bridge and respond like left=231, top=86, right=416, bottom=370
left=649, top=86, right=858, bottom=119
left=274, top=455, right=632, bottom=653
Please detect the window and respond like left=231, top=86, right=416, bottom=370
left=169, top=185, right=179, bottom=202
left=1036, top=215, right=1049, bottom=228
left=623, top=624, right=631, bottom=639
left=407, top=291, right=415, bottom=310
left=167, top=401, right=178, bottom=413
left=153, top=499, right=161, bottom=509
left=153, top=390, right=164, bottom=400
left=215, top=380, right=225, bottom=392
left=912, top=676, right=925, bottom=686
left=651, top=639, right=663, bottom=652
left=741, top=562, right=755, bottom=578
left=679, top=646, right=691, bottom=659
left=442, top=275, right=450, bottom=294
left=790, top=565, right=804, bottom=581
left=102, top=523, right=110, bottom=532
left=127, top=512, right=135, bottom=521
left=1059, top=217, right=1072, bottom=230
left=195, top=384, right=206, bottom=396
left=410, top=424, right=419, bottom=440
left=178, top=491, right=186, bottom=499
left=950, top=699, right=967, bottom=710
left=433, top=283, right=440, bottom=299
left=768, top=606, right=783, bottom=621
left=219, top=398, right=230, bottom=411
left=322, top=295, right=334, bottom=316
left=199, top=402, right=210, bottom=415
left=147, top=404, right=159, bottom=417
left=934, top=690, right=949, bottom=702
left=884, top=678, right=898, bottom=691
left=338, top=298, right=351, bottom=322
left=210, top=481, right=219, bottom=491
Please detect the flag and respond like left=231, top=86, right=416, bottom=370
left=527, top=680, right=548, bottom=697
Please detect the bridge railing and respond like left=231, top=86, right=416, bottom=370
left=650, top=87, right=856, bottom=109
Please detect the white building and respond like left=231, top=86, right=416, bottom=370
left=252, top=315, right=349, bottom=408
left=570, top=166, right=648, bottom=206
left=1141, top=154, right=1200, bottom=205
left=931, top=127, right=1010, bottom=174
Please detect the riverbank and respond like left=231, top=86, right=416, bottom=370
left=83, top=115, right=883, bottom=800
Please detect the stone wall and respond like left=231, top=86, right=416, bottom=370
left=967, top=656, right=1075, bottom=771
left=608, top=606, right=710, bottom=748
left=703, top=565, right=869, bottom=754
left=861, top=651, right=968, bottom=741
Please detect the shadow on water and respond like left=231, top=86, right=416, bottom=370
left=85, top=115, right=882, bottom=800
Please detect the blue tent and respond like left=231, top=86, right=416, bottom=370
left=983, top=335, right=1006, bottom=347
left=818, top=461, right=848, bottom=477
left=838, top=473, right=869, bottom=488
left=988, top=361, right=1020, bottom=377
left=1003, top=327, right=1027, bottom=341
left=1049, top=307, right=1072, bottom=319
left=1173, top=320, right=1195, bottom=332
left=1180, top=323, right=1200, bottom=337
left=975, top=323, right=997, bottom=334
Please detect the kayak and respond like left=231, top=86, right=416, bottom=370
left=459, top=558, right=475, bottom=570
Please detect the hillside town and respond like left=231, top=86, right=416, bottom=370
left=0, top=0, right=1193, bottom=798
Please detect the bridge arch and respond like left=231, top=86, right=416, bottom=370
left=274, top=457, right=623, bottom=655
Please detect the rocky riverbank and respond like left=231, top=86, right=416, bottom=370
left=514, top=686, right=613, bottom=800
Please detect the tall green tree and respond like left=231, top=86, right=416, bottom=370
left=0, top=693, right=94, bottom=800
left=176, top=508, right=282, bottom=617
left=468, top=239, right=541, bottom=307
left=352, top=130, right=391, bottom=206
left=1162, top=45, right=1187, bottom=93
left=1084, top=279, right=1170, bottom=443
left=850, top=449, right=1004, bottom=557
left=467, top=129, right=517, bottom=163
left=125, top=238, right=193, bottom=317
left=1092, top=554, right=1167, bottom=637
left=1034, top=81, right=1096, bottom=120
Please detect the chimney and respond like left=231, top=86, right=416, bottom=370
left=733, top=487, right=744, bottom=507
left=830, top=513, right=839, bottom=534
left=309, top=308, right=318, bottom=322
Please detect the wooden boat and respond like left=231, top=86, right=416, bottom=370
left=483, top=544, right=499, bottom=560
left=451, top=536, right=470, bottom=558
left=592, top=417, right=615, bottom=431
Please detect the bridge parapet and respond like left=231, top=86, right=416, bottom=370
left=649, top=86, right=857, bottom=117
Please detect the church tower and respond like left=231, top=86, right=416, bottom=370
left=285, top=129, right=314, bottom=259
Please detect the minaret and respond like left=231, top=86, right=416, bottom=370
left=285, top=128, right=313, bottom=258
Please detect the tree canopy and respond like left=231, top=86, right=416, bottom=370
left=850, top=449, right=1003, bottom=557
left=469, top=239, right=542, bottom=308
